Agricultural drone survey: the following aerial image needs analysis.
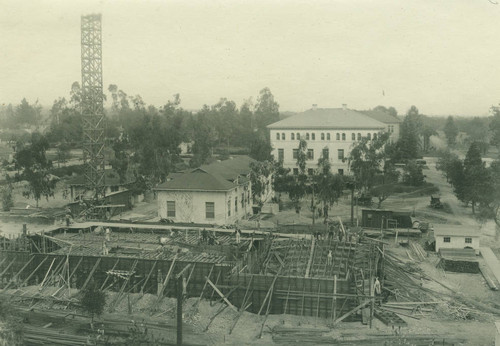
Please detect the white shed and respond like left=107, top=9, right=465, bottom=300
left=434, top=226, right=480, bottom=253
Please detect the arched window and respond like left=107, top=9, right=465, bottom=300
left=351, top=133, right=356, bottom=141
left=297, top=133, right=300, bottom=140
left=291, top=133, right=295, bottom=140
left=321, top=133, right=325, bottom=140
left=282, top=133, right=285, bottom=140
left=357, top=133, right=361, bottom=141
left=373, top=133, right=377, bottom=140
left=336, top=133, right=340, bottom=140
left=312, top=133, right=316, bottom=140
left=276, top=133, right=280, bottom=140
left=342, top=133, right=346, bottom=141
left=367, top=133, right=371, bottom=140
left=306, top=133, right=310, bottom=140
left=327, top=133, right=331, bottom=140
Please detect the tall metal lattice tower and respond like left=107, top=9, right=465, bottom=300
left=81, top=14, right=106, bottom=212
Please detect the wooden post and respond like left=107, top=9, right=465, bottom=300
left=41, top=232, right=46, bottom=253
left=333, top=275, right=337, bottom=321
left=176, top=277, right=183, bottom=346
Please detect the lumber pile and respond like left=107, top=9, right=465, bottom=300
left=409, top=241, right=426, bottom=261
left=383, top=249, right=500, bottom=320
left=270, top=326, right=465, bottom=345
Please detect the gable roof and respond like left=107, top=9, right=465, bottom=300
left=361, top=110, right=402, bottom=124
left=155, top=168, right=236, bottom=192
left=267, top=108, right=386, bottom=130
left=201, top=156, right=255, bottom=180
left=434, top=226, right=479, bottom=237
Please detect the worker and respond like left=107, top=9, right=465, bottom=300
left=235, top=228, right=241, bottom=244
left=102, top=240, right=108, bottom=255
left=202, top=229, right=208, bottom=244
left=374, top=277, right=382, bottom=306
left=327, top=250, right=333, bottom=266
left=105, top=228, right=111, bottom=242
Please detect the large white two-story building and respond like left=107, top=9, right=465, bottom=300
left=267, top=107, right=392, bottom=175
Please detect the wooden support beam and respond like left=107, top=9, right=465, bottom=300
left=194, top=264, right=214, bottom=310
left=68, top=257, right=83, bottom=281
left=259, top=282, right=275, bottom=338
left=304, top=238, right=315, bottom=278
left=109, top=260, right=138, bottom=312
left=0, top=259, right=16, bottom=277
left=8, top=256, right=45, bottom=291
left=204, top=304, right=228, bottom=332
left=81, top=257, right=101, bottom=291
left=333, top=300, right=370, bottom=326
left=258, top=274, right=280, bottom=315
left=140, top=261, right=157, bottom=295
left=205, top=277, right=237, bottom=311
left=157, top=254, right=177, bottom=298
left=230, top=275, right=253, bottom=334
left=39, top=258, right=56, bottom=289
left=175, top=264, right=191, bottom=280
left=100, top=259, right=120, bottom=290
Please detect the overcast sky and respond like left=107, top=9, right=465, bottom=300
left=1, top=0, right=500, bottom=116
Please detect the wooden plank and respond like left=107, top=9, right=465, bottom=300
left=157, top=255, right=177, bottom=298
left=81, top=257, right=101, bottom=291
left=333, top=300, right=370, bottom=326
left=140, top=260, right=157, bottom=295
left=304, top=238, right=315, bottom=278
left=0, top=259, right=15, bottom=277
left=100, top=259, right=120, bottom=290
left=39, top=258, right=57, bottom=289
left=205, top=277, right=237, bottom=311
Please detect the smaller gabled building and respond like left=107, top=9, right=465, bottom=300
left=155, top=156, right=256, bottom=225
left=361, top=110, right=401, bottom=144
left=434, top=226, right=480, bottom=253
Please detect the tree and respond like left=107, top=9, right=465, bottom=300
left=462, top=142, right=491, bottom=214
left=373, top=105, right=398, bottom=118
left=490, top=106, right=500, bottom=148
left=287, top=139, right=308, bottom=213
left=396, top=106, right=422, bottom=161
left=349, top=132, right=391, bottom=192
left=254, top=88, right=279, bottom=130
left=443, top=116, right=458, bottom=147
left=369, top=162, right=400, bottom=208
left=80, top=284, right=106, bottom=329
left=436, top=149, right=460, bottom=182
left=14, top=133, right=57, bottom=207
left=56, top=142, right=70, bottom=167
left=402, top=161, right=425, bottom=186
left=1, top=186, right=14, bottom=211
left=313, top=156, right=345, bottom=220
left=249, top=160, right=274, bottom=207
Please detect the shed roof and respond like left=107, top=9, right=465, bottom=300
left=434, top=226, right=480, bottom=237
left=267, top=108, right=386, bottom=130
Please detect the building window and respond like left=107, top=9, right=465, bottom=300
left=323, top=148, right=329, bottom=159
left=338, top=149, right=344, bottom=160
left=206, top=202, right=215, bottom=219
left=276, top=133, right=280, bottom=140
left=443, top=237, right=450, bottom=243
left=278, top=149, right=284, bottom=162
left=351, top=133, right=355, bottom=141
left=321, top=133, right=325, bottom=140
left=357, top=133, right=361, bottom=141
left=167, top=201, right=176, bottom=217
left=308, top=168, right=314, bottom=175
left=311, top=133, right=316, bottom=140
left=293, top=168, right=299, bottom=175
left=367, top=133, right=371, bottom=140
left=242, top=193, right=245, bottom=207
left=297, top=133, right=300, bottom=140
left=291, top=133, right=295, bottom=140
left=111, top=186, right=119, bottom=192
left=373, top=133, right=377, bottom=140
left=307, top=149, right=314, bottom=160
left=338, top=169, right=344, bottom=175
left=465, top=237, right=472, bottom=244
left=336, top=133, right=340, bottom=140
left=327, top=133, right=331, bottom=140
left=228, top=199, right=231, bottom=216
left=342, top=133, right=346, bottom=141
left=292, top=149, right=298, bottom=159
left=306, top=133, right=310, bottom=140
left=281, top=133, right=285, bottom=140
left=235, top=197, right=238, bottom=212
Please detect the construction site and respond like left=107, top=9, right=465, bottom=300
left=2, top=9, right=500, bottom=346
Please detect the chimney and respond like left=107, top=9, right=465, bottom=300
left=342, top=104, right=347, bottom=110
left=312, top=104, right=318, bottom=110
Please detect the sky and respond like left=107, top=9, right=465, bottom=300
left=1, top=0, right=500, bottom=116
